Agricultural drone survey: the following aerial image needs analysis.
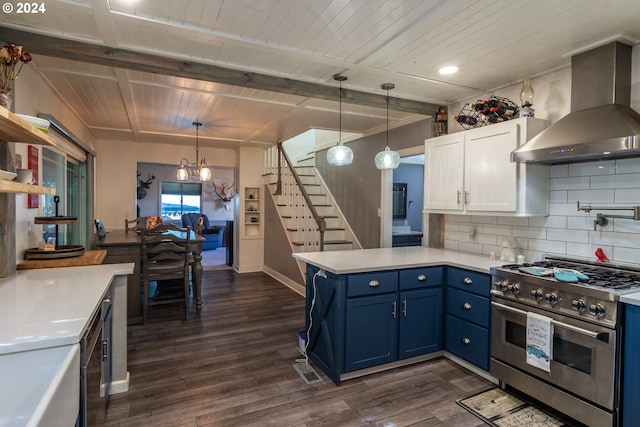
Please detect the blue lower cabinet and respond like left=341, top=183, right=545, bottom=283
left=399, top=288, right=443, bottom=359
left=345, top=293, right=398, bottom=372
left=445, top=314, right=490, bottom=370
left=623, top=304, right=640, bottom=426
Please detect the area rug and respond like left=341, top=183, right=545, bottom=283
left=457, top=388, right=569, bottom=426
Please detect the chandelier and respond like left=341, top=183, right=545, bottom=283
left=177, top=121, right=212, bottom=182
left=326, top=74, right=354, bottom=166
left=374, top=83, right=400, bottom=170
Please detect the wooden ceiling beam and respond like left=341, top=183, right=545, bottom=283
left=1, top=28, right=440, bottom=116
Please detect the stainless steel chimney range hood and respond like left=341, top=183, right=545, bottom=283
left=511, top=42, right=640, bottom=164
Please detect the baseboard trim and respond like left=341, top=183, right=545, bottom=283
left=263, top=266, right=305, bottom=297
left=443, top=352, right=498, bottom=384
left=101, top=371, right=130, bottom=396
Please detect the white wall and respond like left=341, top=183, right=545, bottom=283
left=95, top=139, right=237, bottom=230
left=442, top=46, right=640, bottom=265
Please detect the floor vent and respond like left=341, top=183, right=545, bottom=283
left=293, top=362, right=322, bottom=385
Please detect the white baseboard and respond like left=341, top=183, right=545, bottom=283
left=263, top=266, right=305, bottom=297
left=101, top=371, right=130, bottom=396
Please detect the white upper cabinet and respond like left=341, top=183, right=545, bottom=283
left=424, top=117, right=550, bottom=216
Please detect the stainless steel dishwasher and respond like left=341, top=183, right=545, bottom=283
left=78, top=289, right=113, bottom=427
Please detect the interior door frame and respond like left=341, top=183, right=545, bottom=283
left=379, top=145, right=426, bottom=248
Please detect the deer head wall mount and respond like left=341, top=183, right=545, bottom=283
left=137, top=171, right=155, bottom=199
left=210, top=180, right=236, bottom=210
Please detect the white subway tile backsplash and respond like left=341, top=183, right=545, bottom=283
left=550, top=176, right=590, bottom=191
left=615, top=158, right=640, bottom=174
left=614, top=188, right=640, bottom=203
left=591, top=173, right=640, bottom=189
left=497, top=216, right=529, bottom=226
left=612, top=247, right=640, bottom=266
left=443, top=159, right=640, bottom=265
left=512, top=226, right=546, bottom=239
left=549, top=190, right=568, bottom=203
left=550, top=165, right=569, bottom=178
left=547, top=228, right=589, bottom=243
left=567, top=189, right=614, bottom=203
left=529, top=216, right=567, bottom=229
left=568, top=161, right=615, bottom=177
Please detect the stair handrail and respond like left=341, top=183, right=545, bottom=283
left=275, top=142, right=326, bottom=251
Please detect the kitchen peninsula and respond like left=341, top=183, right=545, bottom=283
left=293, top=247, right=503, bottom=385
left=0, top=263, right=133, bottom=426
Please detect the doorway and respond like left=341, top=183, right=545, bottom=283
left=380, top=146, right=426, bottom=248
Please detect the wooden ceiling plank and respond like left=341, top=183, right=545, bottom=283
left=0, top=28, right=440, bottom=116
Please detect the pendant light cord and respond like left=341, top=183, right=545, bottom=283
left=385, top=86, right=389, bottom=148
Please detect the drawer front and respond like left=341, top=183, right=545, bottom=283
left=446, top=288, right=490, bottom=327
left=347, top=271, right=398, bottom=297
left=447, top=268, right=490, bottom=296
left=445, top=314, right=489, bottom=370
left=399, top=267, right=443, bottom=290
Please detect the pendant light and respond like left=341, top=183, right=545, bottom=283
left=374, top=83, right=400, bottom=170
left=326, top=74, right=354, bottom=166
left=177, top=121, right=212, bottom=182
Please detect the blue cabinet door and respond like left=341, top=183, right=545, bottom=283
left=399, top=288, right=443, bottom=359
left=345, top=293, right=398, bottom=372
left=623, top=304, right=640, bottom=426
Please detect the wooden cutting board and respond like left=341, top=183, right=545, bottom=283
left=16, top=249, right=107, bottom=270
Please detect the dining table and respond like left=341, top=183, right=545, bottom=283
left=95, top=229, right=205, bottom=324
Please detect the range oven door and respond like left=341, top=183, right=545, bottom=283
left=491, top=297, right=617, bottom=410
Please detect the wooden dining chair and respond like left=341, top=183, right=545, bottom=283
left=125, top=216, right=146, bottom=232
left=140, top=223, right=192, bottom=325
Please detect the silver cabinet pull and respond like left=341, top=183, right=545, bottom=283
left=417, top=274, right=426, bottom=281
left=463, top=277, right=473, bottom=285
left=392, top=301, right=397, bottom=318
left=457, top=190, right=461, bottom=204
left=464, top=191, right=469, bottom=205
left=463, top=302, right=472, bottom=310
left=402, top=300, right=407, bottom=317
left=369, top=280, right=379, bottom=287
left=461, top=337, right=471, bottom=345
left=102, top=339, right=109, bottom=361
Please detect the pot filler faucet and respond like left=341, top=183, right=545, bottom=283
left=577, top=201, right=640, bottom=230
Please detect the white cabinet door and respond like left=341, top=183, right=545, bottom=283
left=464, top=122, right=519, bottom=212
left=424, top=133, right=464, bottom=211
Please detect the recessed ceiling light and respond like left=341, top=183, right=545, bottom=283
left=439, top=66, right=458, bottom=75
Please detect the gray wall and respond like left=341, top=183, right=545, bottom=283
left=393, top=163, right=424, bottom=231
left=263, top=188, right=304, bottom=286
left=316, top=118, right=433, bottom=248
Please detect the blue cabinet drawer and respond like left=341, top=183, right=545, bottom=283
left=447, top=268, right=490, bottom=296
left=399, top=267, right=443, bottom=290
left=446, top=288, right=490, bottom=328
left=445, top=314, right=489, bottom=370
left=347, top=271, right=398, bottom=297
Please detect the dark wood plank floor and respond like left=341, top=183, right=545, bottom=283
left=97, top=270, right=491, bottom=426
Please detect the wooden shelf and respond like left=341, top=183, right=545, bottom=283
left=0, top=106, right=56, bottom=146
left=0, top=180, right=56, bottom=194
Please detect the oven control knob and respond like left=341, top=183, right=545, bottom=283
left=508, top=284, right=520, bottom=294
left=589, top=303, right=606, bottom=317
left=530, top=289, right=544, bottom=300
left=572, top=299, right=587, bottom=312
left=544, top=292, right=558, bottom=304
left=495, top=281, right=509, bottom=292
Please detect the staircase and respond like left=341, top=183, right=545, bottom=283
left=264, top=145, right=361, bottom=255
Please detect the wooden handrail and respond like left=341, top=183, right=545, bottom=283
left=276, top=144, right=326, bottom=251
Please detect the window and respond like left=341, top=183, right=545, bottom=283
left=41, top=147, right=88, bottom=247
left=161, top=182, right=202, bottom=222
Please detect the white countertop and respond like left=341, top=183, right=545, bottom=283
left=293, top=247, right=503, bottom=275
left=0, top=344, right=80, bottom=427
left=620, top=292, right=640, bottom=306
left=0, top=263, right=133, bottom=355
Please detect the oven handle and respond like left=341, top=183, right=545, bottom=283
left=491, top=301, right=607, bottom=341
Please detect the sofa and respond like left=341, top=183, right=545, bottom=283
left=181, top=213, right=224, bottom=251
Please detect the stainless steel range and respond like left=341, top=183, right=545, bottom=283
left=490, top=255, right=640, bottom=427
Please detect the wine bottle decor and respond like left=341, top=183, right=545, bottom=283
left=454, top=95, right=520, bottom=130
